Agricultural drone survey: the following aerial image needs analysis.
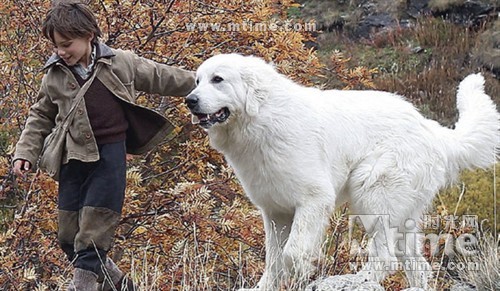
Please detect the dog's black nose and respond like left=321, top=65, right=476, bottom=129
left=185, top=94, right=199, bottom=109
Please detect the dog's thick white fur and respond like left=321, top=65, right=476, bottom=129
left=186, top=54, right=499, bottom=290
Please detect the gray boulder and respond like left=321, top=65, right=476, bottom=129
left=450, top=282, right=476, bottom=291
left=305, top=274, right=384, bottom=291
left=430, top=0, right=494, bottom=26
left=474, top=19, right=500, bottom=78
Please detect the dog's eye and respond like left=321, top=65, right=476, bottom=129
left=211, top=76, right=224, bottom=84
left=195, top=78, right=199, bottom=85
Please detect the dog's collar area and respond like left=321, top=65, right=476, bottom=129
left=191, top=107, right=230, bottom=129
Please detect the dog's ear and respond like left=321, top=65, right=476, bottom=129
left=244, top=83, right=265, bottom=117
left=242, top=60, right=271, bottom=117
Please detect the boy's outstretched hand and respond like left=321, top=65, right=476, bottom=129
left=13, top=159, right=32, bottom=177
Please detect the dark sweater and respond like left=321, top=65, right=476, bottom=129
left=74, top=73, right=128, bottom=145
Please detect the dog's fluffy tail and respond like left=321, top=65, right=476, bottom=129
left=446, top=73, right=499, bottom=175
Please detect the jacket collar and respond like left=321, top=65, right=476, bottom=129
left=42, top=42, right=115, bottom=71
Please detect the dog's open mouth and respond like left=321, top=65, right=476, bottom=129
left=191, top=107, right=230, bottom=129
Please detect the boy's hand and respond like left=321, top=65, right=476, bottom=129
left=13, top=159, right=32, bottom=177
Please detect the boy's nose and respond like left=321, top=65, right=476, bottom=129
left=55, top=48, right=65, bottom=56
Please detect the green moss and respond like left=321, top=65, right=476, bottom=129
left=287, top=6, right=302, bottom=19
left=434, top=167, right=499, bottom=233
left=356, top=46, right=429, bottom=74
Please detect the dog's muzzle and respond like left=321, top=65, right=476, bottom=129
left=185, top=93, right=230, bottom=129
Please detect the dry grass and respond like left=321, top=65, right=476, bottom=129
left=456, top=234, right=500, bottom=290
left=318, top=17, right=500, bottom=118
left=371, top=18, right=499, bottom=126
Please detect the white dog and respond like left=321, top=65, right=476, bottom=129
left=185, top=54, right=499, bottom=290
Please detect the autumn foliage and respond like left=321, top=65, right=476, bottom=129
left=5, top=0, right=492, bottom=290
left=0, top=0, right=329, bottom=289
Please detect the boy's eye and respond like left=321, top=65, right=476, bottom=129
left=54, top=42, right=71, bottom=49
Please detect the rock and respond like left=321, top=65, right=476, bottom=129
left=305, top=274, right=384, bottom=291
left=353, top=13, right=397, bottom=39
left=298, top=0, right=347, bottom=32
left=450, top=282, right=477, bottom=290
left=430, top=0, right=494, bottom=26
left=407, top=0, right=432, bottom=18
left=349, top=0, right=403, bottom=39
left=411, top=46, right=424, bottom=53
left=474, top=19, right=500, bottom=78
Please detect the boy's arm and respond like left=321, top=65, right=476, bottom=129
left=132, top=54, right=196, bottom=97
left=13, top=78, right=58, bottom=167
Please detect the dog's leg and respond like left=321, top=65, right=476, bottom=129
left=260, top=211, right=293, bottom=289
left=354, top=210, right=431, bottom=288
left=281, top=200, right=334, bottom=288
left=349, top=156, right=426, bottom=284
left=240, top=210, right=293, bottom=291
left=400, top=215, right=431, bottom=288
left=357, top=221, right=398, bottom=283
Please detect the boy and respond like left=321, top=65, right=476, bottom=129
left=12, top=1, right=195, bottom=290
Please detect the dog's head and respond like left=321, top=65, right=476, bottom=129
left=185, top=54, right=275, bottom=130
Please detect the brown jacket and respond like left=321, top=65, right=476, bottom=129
left=14, top=43, right=195, bottom=170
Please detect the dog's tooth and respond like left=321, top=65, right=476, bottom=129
left=191, top=115, right=200, bottom=124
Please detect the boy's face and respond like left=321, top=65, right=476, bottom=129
left=52, top=31, right=93, bottom=67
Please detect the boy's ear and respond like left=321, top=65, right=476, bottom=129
left=86, top=32, right=95, bottom=42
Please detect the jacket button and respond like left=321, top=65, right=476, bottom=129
left=77, top=109, right=84, bottom=115
left=69, top=82, right=77, bottom=90
left=85, top=132, right=91, bottom=139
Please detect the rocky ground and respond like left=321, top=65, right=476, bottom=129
left=299, top=0, right=498, bottom=78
